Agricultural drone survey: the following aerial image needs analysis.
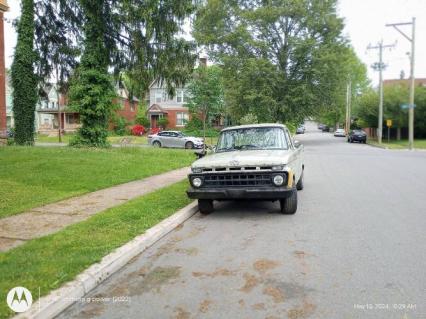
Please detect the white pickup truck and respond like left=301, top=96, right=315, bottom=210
left=187, top=124, right=304, bottom=215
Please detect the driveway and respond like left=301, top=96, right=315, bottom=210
left=58, top=126, right=426, bottom=319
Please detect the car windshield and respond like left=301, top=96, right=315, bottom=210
left=216, top=127, right=289, bottom=152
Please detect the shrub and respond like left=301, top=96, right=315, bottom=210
left=113, top=117, right=129, bottom=136
left=131, top=125, right=146, bottom=136
left=185, top=116, right=203, bottom=130
left=158, top=117, right=169, bottom=129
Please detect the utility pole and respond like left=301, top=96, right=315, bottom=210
left=367, top=41, right=395, bottom=144
left=386, top=18, right=416, bottom=150
left=345, top=80, right=352, bottom=135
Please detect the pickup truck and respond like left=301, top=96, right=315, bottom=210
left=187, top=124, right=304, bottom=215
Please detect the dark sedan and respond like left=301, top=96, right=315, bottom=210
left=348, top=130, right=367, bottom=143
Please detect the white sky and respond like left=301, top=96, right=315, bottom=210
left=4, top=0, right=426, bottom=88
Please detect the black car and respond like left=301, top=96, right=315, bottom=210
left=348, top=130, right=367, bottom=143
left=321, top=125, right=330, bottom=132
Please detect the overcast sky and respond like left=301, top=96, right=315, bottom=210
left=4, top=0, right=426, bottom=87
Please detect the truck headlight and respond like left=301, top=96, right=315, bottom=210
left=273, top=175, right=285, bottom=186
left=192, top=167, right=203, bottom=173
left=192, top=177, right=203, bottom=188
left=272, top=165, right=284, bottom=171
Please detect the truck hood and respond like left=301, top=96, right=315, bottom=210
left=192, top=149, right=294, bottom=169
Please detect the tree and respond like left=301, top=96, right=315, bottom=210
left=35, top=0, right=197, bottom=147
left=186, top=65, right=224, bottom=150
left=11, top=0, right=38, bottom=145
left=193, top=0, right=368, bottom=126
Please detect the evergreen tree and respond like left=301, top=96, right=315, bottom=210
left=11, top=0, right=38, bottom=145
left=35, top=0, right=197, bottom=147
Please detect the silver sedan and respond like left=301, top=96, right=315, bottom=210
left=148, top=131, right=204, bottom=149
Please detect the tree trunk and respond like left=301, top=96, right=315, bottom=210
left=397, top=127, right=401, bottom=141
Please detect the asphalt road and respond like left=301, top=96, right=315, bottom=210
left=58, top=124, right=426, bottom=319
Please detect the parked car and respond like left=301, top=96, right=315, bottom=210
left=348, top=130, right=367, bottom=143
left=187, top=124, right=305, bottom=215
left=318, top=124, right=325, bottom=130
left=334, top=128, right=346, bottom=137
left=148, top=131, right=204, bottom=149
left=321, top=125, right=330, bottom=132
left=296, top=126, right=305, bottom=134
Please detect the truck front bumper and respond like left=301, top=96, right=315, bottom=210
left=187, top=187, right=294, bottom=200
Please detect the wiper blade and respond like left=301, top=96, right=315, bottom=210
left=235, top=144, right=261, bottom=150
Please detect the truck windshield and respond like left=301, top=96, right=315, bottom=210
left=216, top=127, right=289, bottom=152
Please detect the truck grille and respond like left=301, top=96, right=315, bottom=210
left=203, top=173, right=273, bottom=187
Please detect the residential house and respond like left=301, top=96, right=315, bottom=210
left=36, top=83, right=140, bottom=135
left=36, top=84, right=80, bottom=135
left=5, top=71, right=12, bottom=128
left=146, top=80, right=190, bottom=129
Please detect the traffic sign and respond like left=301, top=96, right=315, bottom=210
left=401, top=104, right=416, bottom=110
left=386, top=119, right=392, bottom=127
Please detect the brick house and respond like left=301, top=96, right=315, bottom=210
left=146, top=80, right=190, bottom=129
left=36, top=83, right=139, bottom=135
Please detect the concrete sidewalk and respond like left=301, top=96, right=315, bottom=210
left=0, top=167, right=190, bottom=252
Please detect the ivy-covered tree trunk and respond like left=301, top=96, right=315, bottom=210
left=11, top=0, right=37, bottom=145
left=69, top=0, right=116, bottom=147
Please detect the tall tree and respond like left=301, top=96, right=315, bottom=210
left=11, top=0, right=38, bottom=145
left=194, top=0, right=367, bottom=126
left=186, top=65, right=224, bottom=149
left=35, top=0, right=197, bottom=147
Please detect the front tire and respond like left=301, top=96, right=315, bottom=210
left=280, top=189, right=298, bottom=215
left=153, top=141, right=162, bottom=148
left=296, top=171, right=304, bottom=191
left=198, top=199, right=214, bottom=215
left=185, top=141, right=194, bottom=149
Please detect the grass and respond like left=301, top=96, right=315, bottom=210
left=0, top=180, right=193, bottom=319
left=36, top=134, right=148, bottom=145
left=368, top=139, right=426, bottom=149
left=0, top=146, right=195, bottom=218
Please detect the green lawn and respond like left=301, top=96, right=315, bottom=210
left=0, top=147, right=194, bottom=218
left=368, top=139, right=426, bottom=149
left=0, top=180, right=193, bottom=319
left=36, top=134, right=148, bottom=145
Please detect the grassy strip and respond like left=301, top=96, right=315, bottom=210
left=36, top=134, right=148, bottom=145
left=0, top=180, right=193, bottom=319
left=368, top=139, right=426, bottom=149
left=0, top=147, right=194, bottom=218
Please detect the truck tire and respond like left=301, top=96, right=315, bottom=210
left=198, top=199, right=214, bottom=215
left=280, top=189, right=297, bottom=215
left=296, top=171, right=304, bottom=191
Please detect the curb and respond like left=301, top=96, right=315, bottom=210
left=15, top=201, right=199, bottom=319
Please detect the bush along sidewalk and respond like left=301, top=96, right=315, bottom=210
left=0, top=180, right=192, bottom=319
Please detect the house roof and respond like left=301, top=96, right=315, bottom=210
left=147, top=104, right=168, bottom=114
left=0, top=0, right=8, bottom=12
left=383, top=78, right=426, bottom=87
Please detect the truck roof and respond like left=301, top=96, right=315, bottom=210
left=221, top=123, right=288, bottom=132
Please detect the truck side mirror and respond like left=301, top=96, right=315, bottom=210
left=294, top=140, right=302, bottom=148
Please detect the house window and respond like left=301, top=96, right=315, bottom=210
left=176, top=112, right=189, bottom=126
left=155, top=90, right=162, bottom=103
left=177, top=90, right=187, bottom=103
left=66, top=114, right=78, bottom=125
left=130, top=101, right=136, bottom=112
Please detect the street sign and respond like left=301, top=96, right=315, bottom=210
left=386, top=119, right=392, bottom=127
left=401, top=104, right=416, bottom=110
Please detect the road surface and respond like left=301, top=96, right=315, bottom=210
left=58, top=124, right=426, bottom=319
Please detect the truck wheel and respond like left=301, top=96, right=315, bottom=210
left=280, top=189, right=297, bottom=215
left=296, top=171, right=304, bottom=191
left=185, top=141, right=194, bottom=149
left=153, top=141, right=161, bottom=148
left=198, top=199, right=214, bottom=215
